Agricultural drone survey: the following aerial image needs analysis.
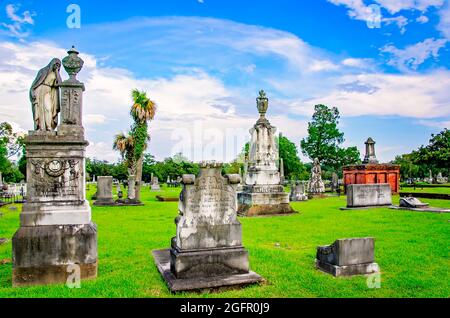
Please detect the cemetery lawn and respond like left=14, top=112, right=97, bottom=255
left=0, top=186, right=449, bottom=298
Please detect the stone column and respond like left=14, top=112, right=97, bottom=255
left=12, top=47, right=97, bottom=287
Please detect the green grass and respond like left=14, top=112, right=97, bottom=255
left=399, top=187, right=450, bottom=194
left=0, top=185, right=449, bottom=298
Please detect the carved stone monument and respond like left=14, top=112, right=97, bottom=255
left=307, top=158, right=325, bottom=195
left=331, top=172, right=339, bottom=192
left=12, top=47, right=97, bottom=287
left=345, top=184, right=392, bottom=208
left=289, top=181, right=308, bottom=202
left=152, top=162, right=262, bottom=292
left=94, top=176, right=115, bottom=206
left=238, top=91, right=294, bottom=216
left=316, top=237, right=379, bottom=276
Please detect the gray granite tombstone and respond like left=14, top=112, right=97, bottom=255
left=399, top=197, right=429, bottom=208
left=152, top=162, right=262, bottom=292
left=316, top=237, right=379, bottom=276
left=12, top=47, right=97, bottom=287
left=94, top=176, right=115, bottom=206
left=346, top=184, right=392, bottom=208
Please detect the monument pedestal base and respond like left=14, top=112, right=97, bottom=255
left=12, top=222, right=98, bottom=287
left=93, top=198, right=116, bottom=206
left=315, top=259, right=379, bottom=277
left=238, top=189, right=295, bottom=217
left=152, top=249, right=262, bottom=292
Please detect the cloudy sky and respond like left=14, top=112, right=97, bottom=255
left=0, top=0, right=449, bottom=163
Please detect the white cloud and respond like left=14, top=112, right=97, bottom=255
left=381, top=38, right=448, bottom=71
left=2, top=4, right=35, bottom=39
left=287, top=71, right=450, bottom=118
left=416, top=15, right=429, bottom=23
left=327, top=0, right=445, bottom=32
left=374, top=0, right=444, bottom=14
left=416, top=119, right=450, bottom=128
left=341, top=58, right=374, bottom=69
left=438, top=4, right=450, bottom=40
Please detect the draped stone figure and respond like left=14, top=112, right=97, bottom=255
left=29, top=58, right=62, bottom=131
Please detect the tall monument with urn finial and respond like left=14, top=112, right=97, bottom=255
left=12, top=47, right=98, bottom=287
left=237, top=91, right=295, bottom=216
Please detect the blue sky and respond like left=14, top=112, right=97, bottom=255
left=0, top=0, right=449, bottom=163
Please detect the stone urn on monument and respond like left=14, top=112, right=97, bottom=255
left=12, top=47, right=97, bottom=287
left=237, top=91, right=295, bottom=216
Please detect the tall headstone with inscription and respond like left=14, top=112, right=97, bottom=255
left=238, top=91, right=294, bottom=216
left=12, top=47, right=97, bottom=287
left=152, top=162, right=262, bottom=292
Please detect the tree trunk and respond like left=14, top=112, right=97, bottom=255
left=135, top=154, right=144, bottom=201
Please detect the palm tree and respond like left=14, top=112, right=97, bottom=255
left=129, top=89, right=156, bottom=201
left=113, top=133, right=135, bottom=173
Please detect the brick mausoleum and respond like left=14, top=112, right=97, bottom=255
left=343, top=138, right=400, bottom=194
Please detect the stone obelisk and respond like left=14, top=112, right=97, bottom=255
left=12, top=47, right=97, bottom=287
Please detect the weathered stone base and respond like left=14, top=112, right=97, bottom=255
left=12, top=222, right=98, bottom=287
left=315, top=259, right=379, bottom=277
left=170, top=246, right=249, bottom=279
left=340, top=205, right=392, bottom=210
left=152, top=249, right=263, bottom=292
left=238, top=203, right=295, bottom=217
left=93, top=198, right=116, bottom=206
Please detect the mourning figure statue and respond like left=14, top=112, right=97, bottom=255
left=29, top=58, right=62, bottom=131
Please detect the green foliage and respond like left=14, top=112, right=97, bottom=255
left=412, top=129, right=450, bottom=174
left=278, top=135, right=307, bottom=180
left=142, top=153, right=199, bottom=183
left=300, top=104, right=360, bottom=171
left=0, top=122, right=25, bottom=183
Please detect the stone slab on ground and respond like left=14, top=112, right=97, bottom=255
left=155, top=195, right=179, bottom=202
left=0, top=238, right=8, bottom=245
left=152, top=249, right=263, bottom=292
left=389, top=205, right=450, bottom=213
left=237, top=203, right=296, bottom=217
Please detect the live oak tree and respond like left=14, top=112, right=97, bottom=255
left=300, top=104, right=360, bottom=171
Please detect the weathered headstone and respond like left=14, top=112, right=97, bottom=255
left=436, top=172, right=445, bottom=184
left=331, top=172, right=339, bottom=192
left=238, top=91, right=294, bottom=216
left=94, top=176, right=115, bottom=206
left=151, top=176, right=161, bottom=191
left=12, top=47, right=97, bottom=287
left=152, top=162, right=262, bottom=292
left=346, top=184, right=392, bottom=208
left=307, top=158, right=325, bottom=195
left=290, top=181, right=308, bottom=202
left=316, top=237, right=379, bottom=276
